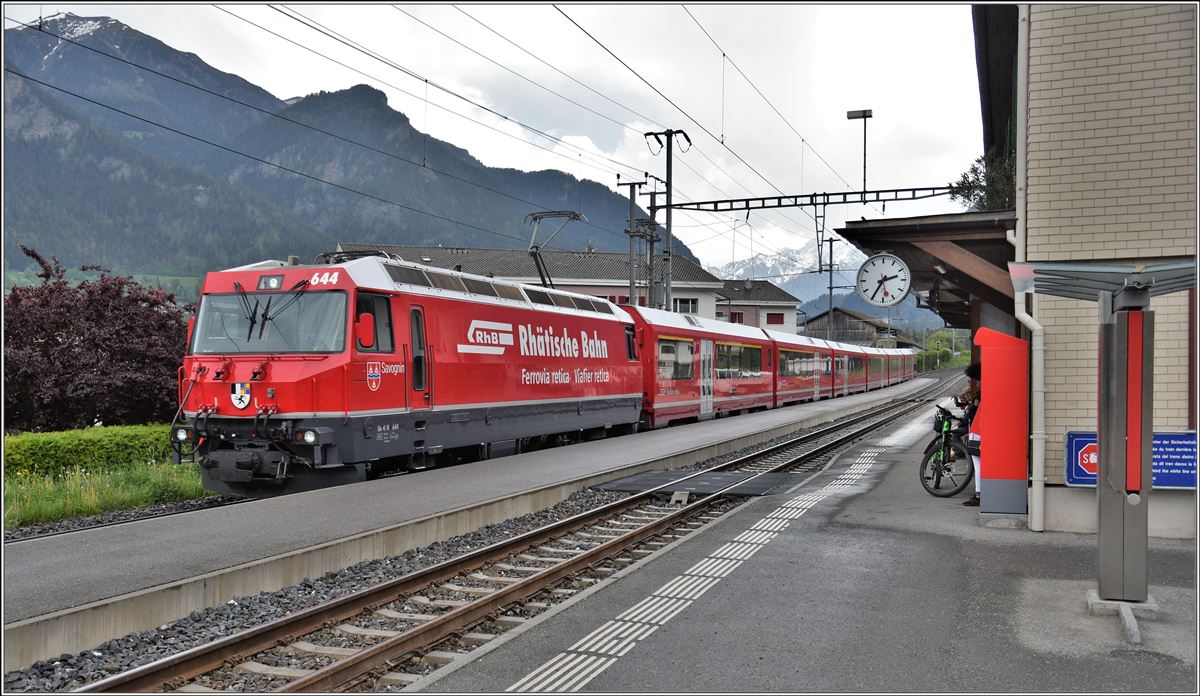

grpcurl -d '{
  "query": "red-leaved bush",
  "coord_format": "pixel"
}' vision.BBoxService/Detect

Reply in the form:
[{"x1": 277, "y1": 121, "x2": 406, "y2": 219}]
[{"x1": 4, "y1": 246, "x2": 189, "y2": 432}]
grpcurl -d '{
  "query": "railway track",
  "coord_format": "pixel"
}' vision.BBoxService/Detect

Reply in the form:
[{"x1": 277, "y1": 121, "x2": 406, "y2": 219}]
[{"x1": 77, "y1": 375, "x2": 958, "y2": 693}]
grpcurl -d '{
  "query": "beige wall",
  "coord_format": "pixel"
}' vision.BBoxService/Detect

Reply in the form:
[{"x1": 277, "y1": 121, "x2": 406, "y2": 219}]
[{"x1": 1026, "y1": 4, "x2": 1196, "y2": 486}]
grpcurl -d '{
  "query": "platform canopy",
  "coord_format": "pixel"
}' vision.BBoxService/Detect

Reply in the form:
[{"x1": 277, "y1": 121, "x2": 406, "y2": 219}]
[
  {"x1": 837, "y1": 210, "x2": 1017, "y2": 329},
  {"x1": 1008, "y1": 260, "x2": 1196, "y2": 302}
]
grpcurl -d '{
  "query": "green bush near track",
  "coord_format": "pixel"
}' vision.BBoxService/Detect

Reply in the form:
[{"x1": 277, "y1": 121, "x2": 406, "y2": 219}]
[
  {"x1": 4, "y1": 424, "x2": 174, "y2": 478},
  {"x1": 3, "y1": 425, "x2": 215, "y2": 528}
]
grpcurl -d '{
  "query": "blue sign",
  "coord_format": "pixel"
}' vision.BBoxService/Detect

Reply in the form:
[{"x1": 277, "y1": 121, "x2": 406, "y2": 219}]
[{"x1": 1065, "y1": 431, "x2": 1196, "y2": 489}]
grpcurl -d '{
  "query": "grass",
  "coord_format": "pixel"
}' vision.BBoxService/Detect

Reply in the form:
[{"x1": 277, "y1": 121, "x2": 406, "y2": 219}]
[{"x1": 3, "y1": 460, "x2": 215, "y2": 529}]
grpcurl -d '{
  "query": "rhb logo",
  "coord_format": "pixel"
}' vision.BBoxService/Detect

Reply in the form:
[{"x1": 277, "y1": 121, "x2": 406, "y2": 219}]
[
  {"x1": 457, "y1": 320, "x2": 513, "y2": 355},
  {"x1": 366, "y1": 362, "x2": 382, "y2": 392}
]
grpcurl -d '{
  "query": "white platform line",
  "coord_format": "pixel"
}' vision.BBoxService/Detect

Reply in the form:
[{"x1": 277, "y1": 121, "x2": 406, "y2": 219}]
[{"x1": 507, "y1": 422, "x2": 911, "y2": 692}]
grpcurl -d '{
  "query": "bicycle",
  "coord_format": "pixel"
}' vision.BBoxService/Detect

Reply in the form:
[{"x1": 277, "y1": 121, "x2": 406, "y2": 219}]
[{"x1": 919, "y1": 403, "x2": 974, "y2": 497}]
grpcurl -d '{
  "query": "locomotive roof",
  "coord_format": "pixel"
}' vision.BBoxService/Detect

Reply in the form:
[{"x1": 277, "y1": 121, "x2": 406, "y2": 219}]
[{"x1": 218, "y1": 256, "x2": 631, "y2": 323}]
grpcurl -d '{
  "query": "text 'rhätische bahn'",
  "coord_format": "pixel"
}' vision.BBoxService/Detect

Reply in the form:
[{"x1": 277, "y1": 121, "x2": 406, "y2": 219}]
[{"x1": 173, "y1": 251, "x2": 917, "y2": 497}]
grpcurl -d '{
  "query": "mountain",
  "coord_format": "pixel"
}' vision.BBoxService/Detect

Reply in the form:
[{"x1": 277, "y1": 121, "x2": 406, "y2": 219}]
[
  {"x1": 3, "y1": 13, "x2": 695, "y2": 284},
  {"x1": 707, "y1": 241, "x2": 863, "y2": 303},
  {"x1": 3, "y1": 14, "x2": 284, "y2": 165},
  {"x1": 3, "y1": 68, "x2": 325, "y2": 277}
]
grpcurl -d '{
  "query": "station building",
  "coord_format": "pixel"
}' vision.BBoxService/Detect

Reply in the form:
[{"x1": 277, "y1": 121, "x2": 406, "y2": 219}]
[{"x1": 841, "y1": 4, "x2": 1196, "y2": 537}]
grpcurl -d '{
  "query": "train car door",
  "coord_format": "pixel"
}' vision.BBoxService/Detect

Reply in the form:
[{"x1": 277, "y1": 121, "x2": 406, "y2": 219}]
[
  {"x1": 837, "y1": 355, "x2": 849, "y2": 396},
  {"x1": 699, "y1": 339, "x2": 714, "y2": 418}
]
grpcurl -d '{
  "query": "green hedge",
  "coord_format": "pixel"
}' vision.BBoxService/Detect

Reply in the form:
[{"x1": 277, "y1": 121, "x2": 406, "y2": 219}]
[{"x1": 4, "y1": 424, "x2": 173, "y2": 478}]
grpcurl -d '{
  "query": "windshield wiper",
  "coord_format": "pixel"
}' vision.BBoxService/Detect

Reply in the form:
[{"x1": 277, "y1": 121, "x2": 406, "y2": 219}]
[
  {"x1": 233, "y1": 281, "x2": 260, "y2": 341},
  {"x1": 257, "y1": 280, "x2": 309, "y2": 347},
  {"x1": 261, "y1": 280, "x2": 310, "y2": 323}
]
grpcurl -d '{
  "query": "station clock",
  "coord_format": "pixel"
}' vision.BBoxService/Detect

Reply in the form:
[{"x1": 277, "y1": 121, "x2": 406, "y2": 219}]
[{"x1": 856, "y1": 253, "x2": 911, "y2": 307}]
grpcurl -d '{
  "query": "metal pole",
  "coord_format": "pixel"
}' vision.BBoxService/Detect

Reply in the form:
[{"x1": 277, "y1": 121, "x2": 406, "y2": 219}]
[
  {"x1": 619, "y1": 180, "x2": 643, "y2": 303},
  {"x1": 664, "y1": 134, "x2": 673, "y2": 312},
  {"x1": 827, "y1": 238, "x2": 835, "y2": 342},
  {"x1": 862, "y1": 117, "x2": 868, "y2": 201}
]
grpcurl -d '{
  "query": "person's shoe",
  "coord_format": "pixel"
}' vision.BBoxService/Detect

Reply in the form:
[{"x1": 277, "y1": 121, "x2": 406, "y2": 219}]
[{"x1": 962, "y1": 495, "x2": 980, "y2": 507}]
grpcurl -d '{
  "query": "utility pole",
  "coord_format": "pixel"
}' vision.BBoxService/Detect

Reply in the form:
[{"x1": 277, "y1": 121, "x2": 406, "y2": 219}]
[
  {"x1": 847, "y1": 109, "x2": 873, "y2": 203},
  {"x1": 645, "y1": 189, "x2": 661, "y2": 308},
  {"x1": 827, "y1": 238, "x2": 837, "y2": 342},
  {"x1": 645, "y1": 129, "x2": 690, "y2": 312},
  {"x1": 617, "y1": 177, "x2": 645, "y2": 303}
]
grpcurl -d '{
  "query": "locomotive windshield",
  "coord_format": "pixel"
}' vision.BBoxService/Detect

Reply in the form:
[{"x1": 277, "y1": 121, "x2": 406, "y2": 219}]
[{"x1": 190, "y1": 291, "x2": 347, "y2": 354}]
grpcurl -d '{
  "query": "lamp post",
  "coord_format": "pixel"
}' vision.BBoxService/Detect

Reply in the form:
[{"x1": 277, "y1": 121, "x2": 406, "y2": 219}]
[{"x1": 847, "y1": 109, "x2": 872, "y2": 202}]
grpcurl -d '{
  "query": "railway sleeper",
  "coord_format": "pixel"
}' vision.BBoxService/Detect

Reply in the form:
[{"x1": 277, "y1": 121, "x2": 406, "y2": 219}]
[
  {"x1": 378, "y1": 672, "x2": 422, "y2": 687},
  {"x1": 439, "y1": 583, "x2": 500, "y2": 597},
  {"x1": 175, "y1": 685, "x2": 222, "y2": 693},
  {"x1": 375, "y1": 608, "x2": 439, "y2": 622},
  {"x1": 469, "y1": 572, "x2": 525, "y2": 585},
  {"x1": 234, "y1": 661, "x2": 315, "y2": 679},
  {"x1": 516, "y1": 553, "x2": 567, "y2": 564},
  {"x1": 410, "y1": 595, "x2": 471, "y2": 609},
  {"x1": 288, "y1": 641, "x2": 360, "y2": 657},
  {"x1": 494, "y1": 562, "x2": 545, "y2": 573},
  {"x1": 421, "y1": 650, "x2": 464, "y2": 667},
  {"x1": 337, "y1": 623, "x2": 402, "y2": 638},
  {"x1": 535, "y1": 545, "x2": 589, "y2": 556},
  {"x1": 457, "y1": 632, "x2": 498, "y2": 647}
]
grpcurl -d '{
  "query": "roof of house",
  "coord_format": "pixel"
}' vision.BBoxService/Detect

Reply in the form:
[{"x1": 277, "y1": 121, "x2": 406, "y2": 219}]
[
  {"x1": 717, "y1": 279, "x2": 802, "y2": 305},
  {"x1": 337, "y1": 243, "x2": 723, "y2": 286},
  {"x1": 803, "y1": 306, "x2": 924, "y2": 349}
]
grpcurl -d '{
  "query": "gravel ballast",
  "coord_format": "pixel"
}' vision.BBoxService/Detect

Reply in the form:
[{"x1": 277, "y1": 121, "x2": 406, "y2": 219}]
[{"x1": 2, "y1": 488, "x2": 629, "y2": 692}]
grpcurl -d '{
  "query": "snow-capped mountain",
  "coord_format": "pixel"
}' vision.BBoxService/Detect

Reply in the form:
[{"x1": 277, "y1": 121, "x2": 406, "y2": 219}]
[{"x1": 706, "y1": 239, "x2": 865, "y2": 302}]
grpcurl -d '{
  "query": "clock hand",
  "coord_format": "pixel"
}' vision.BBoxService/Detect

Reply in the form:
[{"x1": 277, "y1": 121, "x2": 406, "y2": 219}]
[{"x1": 871, "y1": 279, "x2": 884, "y2": 300}]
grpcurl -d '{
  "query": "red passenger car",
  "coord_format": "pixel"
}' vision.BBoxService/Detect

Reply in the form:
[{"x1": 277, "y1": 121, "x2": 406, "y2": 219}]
[
  {"x1": 768, "y1": 331, "x2": 837, "y2": 405},
  {"x1": 175, "y1": 252, "x2": 642, "y2": 496},
  {"x1": 623, "y1": 306, "x2": 775, "y2": 428}
]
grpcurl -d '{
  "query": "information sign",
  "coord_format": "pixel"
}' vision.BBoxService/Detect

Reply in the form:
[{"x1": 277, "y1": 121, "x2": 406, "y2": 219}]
[{"x1": 1065, "y1": 431, "x2": 1196, "y2": 489}]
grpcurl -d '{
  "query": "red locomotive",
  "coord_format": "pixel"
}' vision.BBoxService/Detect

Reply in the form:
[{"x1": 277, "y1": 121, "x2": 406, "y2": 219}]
[{"x1": 173, "y1": 251, "x2": 916, "y2": 497}]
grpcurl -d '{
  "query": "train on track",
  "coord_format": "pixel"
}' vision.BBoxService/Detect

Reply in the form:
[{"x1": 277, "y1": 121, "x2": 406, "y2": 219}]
[{"x1": 173, "y1": 251, "x2": 917, "y2": 497}]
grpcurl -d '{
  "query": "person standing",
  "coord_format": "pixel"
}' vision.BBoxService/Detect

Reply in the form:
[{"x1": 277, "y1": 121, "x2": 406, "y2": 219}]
[{"x1": 960, "y1": 362, "x2": 982, "y2": 506}]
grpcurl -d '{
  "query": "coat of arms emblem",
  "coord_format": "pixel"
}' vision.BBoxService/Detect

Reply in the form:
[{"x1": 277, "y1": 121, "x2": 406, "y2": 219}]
[
  {"x1": 231, "y1": 382, "x2": 251, "y2": 410},
  {"x1": 367, "y1": 362, "x2": 382, "y2": 392}
]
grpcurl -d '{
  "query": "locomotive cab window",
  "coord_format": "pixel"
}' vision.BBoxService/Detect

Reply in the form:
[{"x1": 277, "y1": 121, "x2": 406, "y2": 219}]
[
  {"x1": 625, "y1": 325, "x2": 637, "y2": 360},
  {"x1": 355, "y1": 294, "x2": 394, "y2": 352}
]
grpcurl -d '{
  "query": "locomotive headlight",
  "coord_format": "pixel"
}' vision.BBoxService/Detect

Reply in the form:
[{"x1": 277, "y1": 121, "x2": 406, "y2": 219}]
[
  {"x1": 303, "y1": 430, "x2": 318, "y2": 445},
  {"x1": 257, "y1": 274, "x2": 284, "y2": 290},
  {"x1": 175, "y1": 428, "x2": 190, "y2": 442}
]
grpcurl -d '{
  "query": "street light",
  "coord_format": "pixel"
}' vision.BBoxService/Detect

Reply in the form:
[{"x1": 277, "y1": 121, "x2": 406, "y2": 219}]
[{"x1": 847, "y1": 109, "x2": 872, "y2": 201}]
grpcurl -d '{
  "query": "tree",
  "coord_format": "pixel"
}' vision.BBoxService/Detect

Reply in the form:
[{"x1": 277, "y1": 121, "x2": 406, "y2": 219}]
[
  {"x1": 4, "y1": 247, "x2": 189, "y2": 432},
  {"x1": 948, "y1": 146, "x2": 1016, "y2": 211}
]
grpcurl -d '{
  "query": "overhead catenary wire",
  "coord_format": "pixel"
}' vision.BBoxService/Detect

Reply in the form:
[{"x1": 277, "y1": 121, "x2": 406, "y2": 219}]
[
  {"x1": 211, "y1": 6, "x2": 629, "y2": 182},
  {"x1": 3, "y1": 15, "x2": 635, "y2": 245},
  {"x1": 552, "y1": 4, "x2": 830, "y2": 255},
  {"x1": 447, "y1": 3, "x2": 823, "y2": 253},
  {"x1": 2, "y1": 67, "x2": 539, "y2": 248},
  {"x1": 270, "y1": 5, "x2": 647, "y2": 181},
  {"x1": 262, "y1": 5, "x2": 802, "y2": 261},
  {"x1": 680, "y1": 5, "x2": 884, "y2": 215}
]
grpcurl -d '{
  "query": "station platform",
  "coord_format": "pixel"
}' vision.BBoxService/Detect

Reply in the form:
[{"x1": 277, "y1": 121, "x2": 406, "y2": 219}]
[
  {"x1": 2, "y1": 379, "x2": 932, "y2": 630},
  {"x1": 425, "y1": 401, "x2": 1197, "y2": 693}
]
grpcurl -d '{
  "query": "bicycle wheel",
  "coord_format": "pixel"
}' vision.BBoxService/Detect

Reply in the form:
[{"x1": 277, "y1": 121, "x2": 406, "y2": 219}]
[{"x1": 920, "y1": 439, "x2": 974, "y2": 497}]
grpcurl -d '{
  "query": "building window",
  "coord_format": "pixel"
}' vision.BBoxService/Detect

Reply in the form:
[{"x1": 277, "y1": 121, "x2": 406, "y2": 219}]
[
  {"x1": 730, "y1": 311, "x2": 744, "y2": 324},
  {"x1": 767, "y1": 312, "x2": 785, "y2": 325},
  {"x1": 673, "y1": 298, "x2": 698, "y2": 314},
  {"x1": 716, "y1": 311, "x2": 726, "y2": 318}
]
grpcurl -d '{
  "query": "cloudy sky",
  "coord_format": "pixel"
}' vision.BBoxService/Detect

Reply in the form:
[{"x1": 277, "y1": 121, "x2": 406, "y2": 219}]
[{"x1": 5, "y1": 3, "x2": 983, "y2": 270}]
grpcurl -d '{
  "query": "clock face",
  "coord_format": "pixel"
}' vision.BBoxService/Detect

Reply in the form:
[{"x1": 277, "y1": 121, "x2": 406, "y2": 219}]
[{"x1": 856, "y1": 254, "x2": 911, "y2": 307}]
